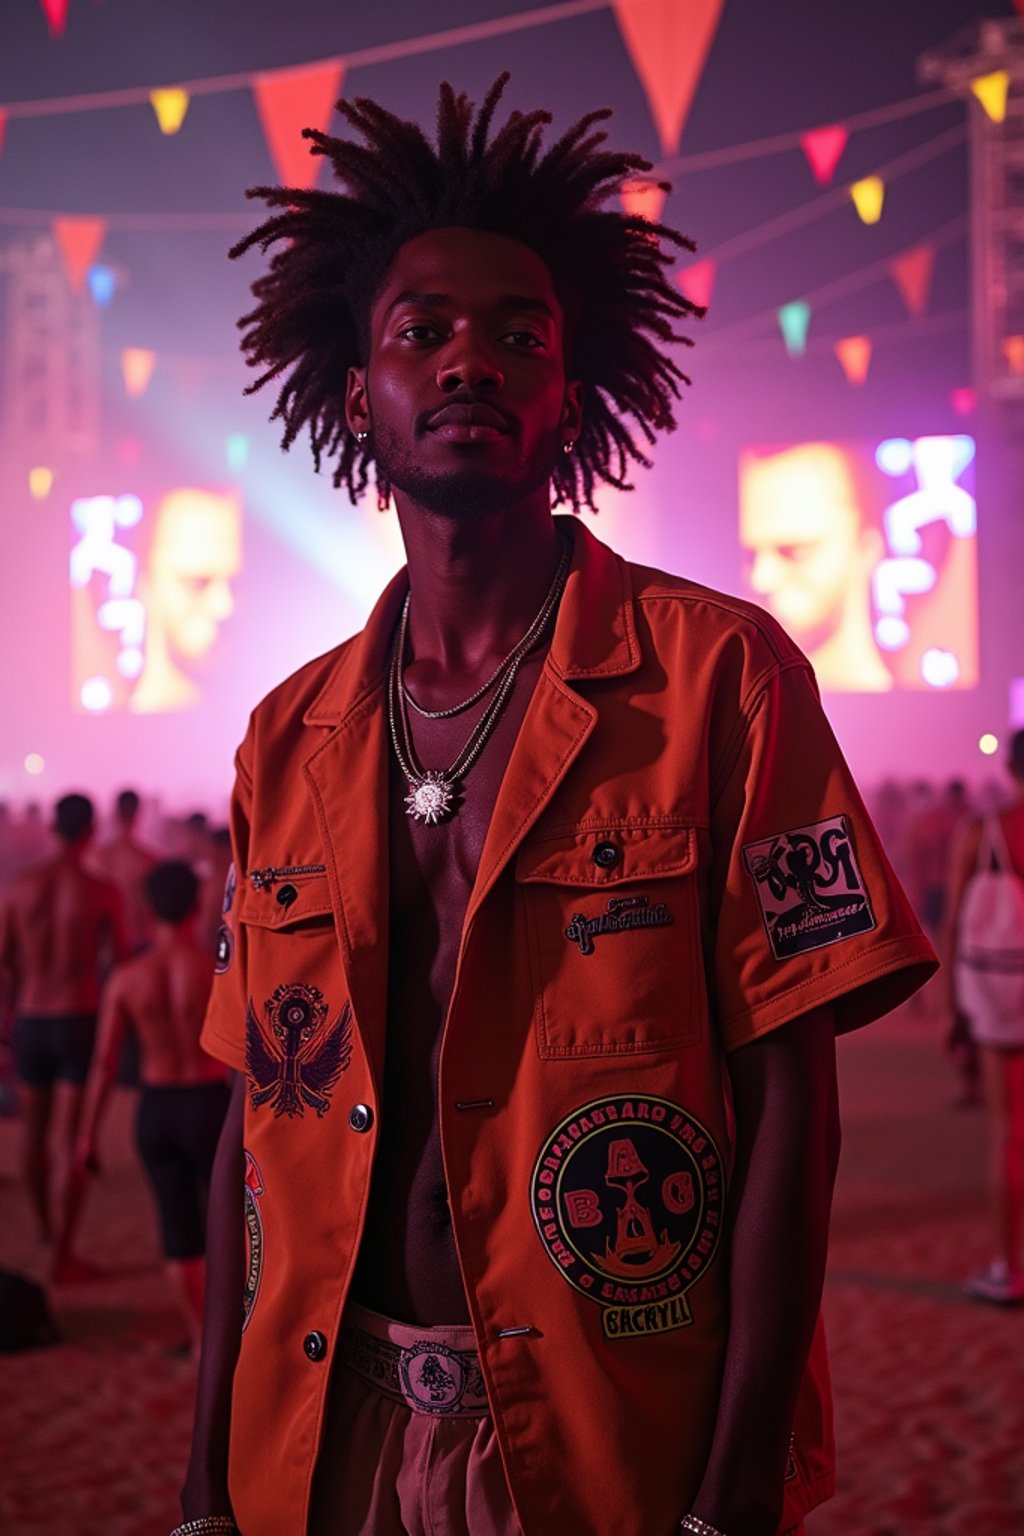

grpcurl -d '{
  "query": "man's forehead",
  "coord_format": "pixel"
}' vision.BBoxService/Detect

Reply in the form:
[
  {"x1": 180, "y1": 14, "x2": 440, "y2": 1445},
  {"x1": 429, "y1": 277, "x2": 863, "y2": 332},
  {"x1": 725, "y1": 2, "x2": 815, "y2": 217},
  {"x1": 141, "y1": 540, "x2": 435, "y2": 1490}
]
[{"x1": 373, "y1": 226, "x2": 562, "y2": 319}]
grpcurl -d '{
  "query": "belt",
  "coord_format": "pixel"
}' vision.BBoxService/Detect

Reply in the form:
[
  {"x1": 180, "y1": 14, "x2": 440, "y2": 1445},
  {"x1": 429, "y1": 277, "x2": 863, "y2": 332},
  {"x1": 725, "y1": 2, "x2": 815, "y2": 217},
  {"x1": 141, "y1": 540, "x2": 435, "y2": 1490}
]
[{"x1": 339, "y1": 1310, "x2": 490, "y2": 1418}]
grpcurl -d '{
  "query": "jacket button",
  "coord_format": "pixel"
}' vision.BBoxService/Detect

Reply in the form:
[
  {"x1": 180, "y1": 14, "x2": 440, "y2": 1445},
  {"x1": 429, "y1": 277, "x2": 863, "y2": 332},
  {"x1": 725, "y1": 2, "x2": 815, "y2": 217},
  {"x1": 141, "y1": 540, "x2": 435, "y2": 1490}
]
[
  {"x1": 592, "y1": 840, "x2": 622, "y2": 869},
  {"x1": 276, "y1": 883, "x2": 298, "y2": 908},
  {"x1": 349, "y1": 1103, "x2": 374, "y2": 1133},
  {"x1": 303, "y1": 1330, "x2": 328, "y2": 1362}
]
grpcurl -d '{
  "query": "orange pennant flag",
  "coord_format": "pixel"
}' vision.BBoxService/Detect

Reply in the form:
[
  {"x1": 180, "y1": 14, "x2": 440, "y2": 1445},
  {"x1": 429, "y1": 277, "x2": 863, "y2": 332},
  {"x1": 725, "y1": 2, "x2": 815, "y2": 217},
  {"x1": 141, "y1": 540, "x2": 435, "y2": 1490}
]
[
  {"x1": 53, "y1": 215, "x2": 106, "y2": 290},
  {"x1": 121, "y1": 347, "x2": 157, "y2": 399},
  {"x1": 800, "y1": 124, "x2": 848, "y2": 186},
  {"x1": 835, "y1": 335, "x2": 872, "y2": 386},
  {"x1": 38, "y1": 0, "x2": 69, "y2": 37},
  {"x1": 619, "y1": 179, "x2": 667, "y2": 224},
  {"x1": 612, "y1": 0, "x2": 725, "y2": 156},
  {"x1": 889, "y1": 244, "x2": 935, "y2": 318},
  {"x1": 253, "y1": 63, "x2": 345, "y2": 190},
  {"x1": 676, "y1": 259, "x2": 715, "y2": 311}
]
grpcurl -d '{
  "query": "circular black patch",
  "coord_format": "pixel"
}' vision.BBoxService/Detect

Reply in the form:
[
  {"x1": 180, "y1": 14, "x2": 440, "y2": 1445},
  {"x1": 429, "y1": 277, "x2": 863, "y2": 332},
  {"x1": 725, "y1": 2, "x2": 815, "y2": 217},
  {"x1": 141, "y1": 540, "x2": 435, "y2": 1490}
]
[
  {"x1": 531, "y1": 1095, "x2": 724, "y2": 1312},
  {"x1": 214, "y1": 924, "x2": 233, "y2": 974}
]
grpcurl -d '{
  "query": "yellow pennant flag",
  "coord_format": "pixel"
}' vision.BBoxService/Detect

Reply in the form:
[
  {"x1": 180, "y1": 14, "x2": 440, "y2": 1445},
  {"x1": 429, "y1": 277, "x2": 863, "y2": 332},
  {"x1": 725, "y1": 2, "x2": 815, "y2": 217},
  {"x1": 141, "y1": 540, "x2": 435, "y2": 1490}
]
[
  {"x1": 150, "y1": 89, "x2": 191, "y2": 136},
  {"x1": 122, "y1": 347, "x2": 157, "y2": 398},
  {"x1": 971, "y1": 70, "x2": 1009, "y2": 124},
  {"x1": 850, "y1": 175, "x2": 885, "y2": 225},
  {"x1": 835, "y1": 335, "x2": 872, "y2": 386}
]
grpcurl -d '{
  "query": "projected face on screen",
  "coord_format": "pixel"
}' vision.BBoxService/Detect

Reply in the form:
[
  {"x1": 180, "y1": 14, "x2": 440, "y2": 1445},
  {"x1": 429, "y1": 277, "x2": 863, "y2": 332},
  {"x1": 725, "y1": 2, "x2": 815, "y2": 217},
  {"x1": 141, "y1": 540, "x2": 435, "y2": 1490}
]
[
  {"x1": 739, "y1": 437, "x2": 977, "y2": 692},
  {"x1": 70, "y1": 487, "x2": 242, "y2": 714}
]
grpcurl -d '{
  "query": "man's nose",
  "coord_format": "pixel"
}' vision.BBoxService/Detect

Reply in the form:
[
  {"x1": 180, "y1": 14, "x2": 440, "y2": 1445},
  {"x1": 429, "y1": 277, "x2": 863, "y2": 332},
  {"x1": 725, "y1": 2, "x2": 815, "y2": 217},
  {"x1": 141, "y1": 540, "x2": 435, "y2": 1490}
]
[{"x1": 436, "y1": 332, "x2": 505, "y2": 393}]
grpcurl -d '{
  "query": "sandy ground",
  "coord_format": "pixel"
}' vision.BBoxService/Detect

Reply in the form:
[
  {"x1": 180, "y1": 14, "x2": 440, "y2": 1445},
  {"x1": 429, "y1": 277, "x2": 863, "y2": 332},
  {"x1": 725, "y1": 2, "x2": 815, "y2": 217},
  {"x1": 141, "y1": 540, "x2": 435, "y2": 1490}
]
[{"x1": 0, "y1": 1001, "x2": 1021, "y2": 1535}]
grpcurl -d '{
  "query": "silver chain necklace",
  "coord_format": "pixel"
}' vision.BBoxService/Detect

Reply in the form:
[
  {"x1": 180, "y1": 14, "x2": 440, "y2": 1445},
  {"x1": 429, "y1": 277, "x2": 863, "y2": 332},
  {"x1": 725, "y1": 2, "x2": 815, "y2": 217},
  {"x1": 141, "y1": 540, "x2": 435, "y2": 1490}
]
[{"x1": 387, "y1": 536, "x2": 570, "y2": 825}]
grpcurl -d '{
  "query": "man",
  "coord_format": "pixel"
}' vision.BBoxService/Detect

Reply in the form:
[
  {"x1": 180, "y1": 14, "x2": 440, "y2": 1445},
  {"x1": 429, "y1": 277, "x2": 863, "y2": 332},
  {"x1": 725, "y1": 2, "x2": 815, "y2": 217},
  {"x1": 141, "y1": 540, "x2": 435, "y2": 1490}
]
[
  {"x1": 61, "y1": 861, "x2": 229, "y2": 1349},
  {"x1": 181, "y1": 80, "x2": 936, "y2": 1536},
  {"x1": 740, "y1": 442, "x2": 892, "y2": 692},
  {"x1": 91, "y1": 788, "x2": 160, "y2": 955},
  {"x1": 0, "y1": 793, "x2": 125, "y2": 1266}
]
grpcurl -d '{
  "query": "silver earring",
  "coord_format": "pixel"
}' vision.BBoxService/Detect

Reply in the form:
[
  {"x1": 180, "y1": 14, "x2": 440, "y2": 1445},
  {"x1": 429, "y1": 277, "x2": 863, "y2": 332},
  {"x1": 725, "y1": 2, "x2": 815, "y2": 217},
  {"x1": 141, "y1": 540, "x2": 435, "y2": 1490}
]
[
  {"x1": 355, "y1": 429, "x2": 369, "y2": 444},
  {"x1": 562, "y1": 439, "x2": 575, "y2": 455}
]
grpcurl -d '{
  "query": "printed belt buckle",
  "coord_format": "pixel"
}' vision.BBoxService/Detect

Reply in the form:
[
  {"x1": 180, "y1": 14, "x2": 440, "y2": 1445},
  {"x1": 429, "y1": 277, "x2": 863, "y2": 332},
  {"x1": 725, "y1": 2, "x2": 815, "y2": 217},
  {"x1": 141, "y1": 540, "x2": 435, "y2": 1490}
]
[{"x1": 399, "y1": 1340, "x2": 473, "y2": 1415}]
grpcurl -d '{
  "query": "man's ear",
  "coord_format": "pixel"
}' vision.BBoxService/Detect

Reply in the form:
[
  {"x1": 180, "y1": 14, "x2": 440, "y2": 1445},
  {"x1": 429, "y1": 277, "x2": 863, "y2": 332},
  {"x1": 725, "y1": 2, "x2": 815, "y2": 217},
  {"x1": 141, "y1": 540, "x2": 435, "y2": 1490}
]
[
  {"x1": 345, "y1": 365, "x2": 370, "y2": 437},
  {"x1": 563, "y1": 379, "x2": 583, "y2": 442}
]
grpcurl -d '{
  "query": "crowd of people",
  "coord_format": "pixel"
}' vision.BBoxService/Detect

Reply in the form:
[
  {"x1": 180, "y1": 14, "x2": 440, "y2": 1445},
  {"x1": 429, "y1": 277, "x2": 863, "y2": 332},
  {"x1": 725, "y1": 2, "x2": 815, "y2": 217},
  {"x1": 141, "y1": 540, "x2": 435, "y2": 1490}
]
[{"x1": 0, "y1": 788, "x2": 232, "y2": 1354}]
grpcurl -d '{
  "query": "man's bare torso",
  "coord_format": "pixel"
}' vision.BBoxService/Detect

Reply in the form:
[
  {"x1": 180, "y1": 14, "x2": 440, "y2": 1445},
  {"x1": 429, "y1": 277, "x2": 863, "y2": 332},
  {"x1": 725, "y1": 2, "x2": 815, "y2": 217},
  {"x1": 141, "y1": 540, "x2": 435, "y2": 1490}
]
[
  {"x1": 113, "y1": 937, "x2": 221, "y2": 1085},
  {"x1": 91, "y1": 835, "x2": 159, "y2": 953},
  {"x1": 5, "y1": 857, "x2": 122, "y2": 1015},
  {"x1": 351, "y1": 649, "x2": 547, "y2": 1325}
]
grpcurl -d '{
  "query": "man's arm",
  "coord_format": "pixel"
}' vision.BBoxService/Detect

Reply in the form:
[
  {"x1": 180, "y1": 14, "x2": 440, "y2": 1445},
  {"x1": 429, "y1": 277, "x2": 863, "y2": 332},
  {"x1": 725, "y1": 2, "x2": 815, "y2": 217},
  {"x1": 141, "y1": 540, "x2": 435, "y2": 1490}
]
[
  {"x1": 181, "y1": 1070, "x2": 246, "y2": 1524},
  {"x1": 75, "y1": 972, "x2": 130, "y2": 1165},
  {"x1": 689, "y1": 1004, "x2": 840, "y2": 1536}
]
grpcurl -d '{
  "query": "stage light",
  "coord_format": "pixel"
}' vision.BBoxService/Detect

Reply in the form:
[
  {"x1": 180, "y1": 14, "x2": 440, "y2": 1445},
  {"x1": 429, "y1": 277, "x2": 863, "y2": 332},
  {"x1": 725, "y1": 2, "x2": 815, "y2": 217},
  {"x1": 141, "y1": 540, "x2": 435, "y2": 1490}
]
[
  {"x1": 29, "y1": 466, "x2": 54, "y2": 500},
  {"x1": 87, "y1": 264, "x2": 117, "y2": 307},
  {"x1": 980, "y1": 733, "x2": 1000, "y2": 756},
  {"x1": 80, "y1": 677, "x2": 113, "y2": 713},
  {"x1": 24, "y1": 754, "x2": 44, "y2": 775}
]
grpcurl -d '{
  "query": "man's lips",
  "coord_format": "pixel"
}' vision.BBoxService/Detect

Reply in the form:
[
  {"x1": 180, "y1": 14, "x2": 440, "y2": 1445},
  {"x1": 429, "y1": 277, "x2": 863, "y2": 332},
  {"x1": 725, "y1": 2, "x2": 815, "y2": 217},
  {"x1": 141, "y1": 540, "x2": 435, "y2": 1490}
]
[{"x1": 424, "y1": 402, "x2": 513, "y2": 435}]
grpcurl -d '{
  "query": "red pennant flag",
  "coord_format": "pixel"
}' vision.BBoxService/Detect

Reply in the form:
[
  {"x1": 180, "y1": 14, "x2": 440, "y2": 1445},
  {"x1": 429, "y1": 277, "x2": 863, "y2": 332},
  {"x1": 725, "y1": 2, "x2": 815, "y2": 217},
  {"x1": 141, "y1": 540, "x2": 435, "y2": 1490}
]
[
  {"x1": 38, "y1": 0, "x2": 70, "y2": 36},
  {"x1": 835, "y1": 335, "x2": 872, "y2": 387},
  {"x1": 612, "y1": 0, "x2": 725, "y2": 156},
  {"x1": 619, "y1": 180, "x2": 667, "y2": 225},
  {"x1": 800, "y1": 124, "x2": 848, "y2": 186},
  {"x1": 676, "y1": 259, "x2": 716, "y2": 311},
  {"x1": 53, "y1": 216, "x2": 106, "y2": 290},
  {"x1": 253, "y1": 63, "x2": 345, "y2": 190},
  {"x1": 0, "y1": 109, "x2": 6, "y2": 159},
  {"x1": 889, "y1": 244, "x2": 936, "y2": 318}
]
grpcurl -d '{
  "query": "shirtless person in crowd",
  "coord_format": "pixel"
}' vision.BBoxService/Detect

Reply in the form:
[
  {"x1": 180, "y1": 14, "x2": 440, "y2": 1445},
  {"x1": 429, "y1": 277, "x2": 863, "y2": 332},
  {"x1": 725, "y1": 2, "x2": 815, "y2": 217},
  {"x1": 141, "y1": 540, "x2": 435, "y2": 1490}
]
[
  {"x1": 0, "y1": 793, "x2": 126, "y2": 1260},
  {"x1": 91, "y1": 788, "x2": 160, "y2": 956},
  {"x1": 61, "y1": 861, "x2": 228, "y2": 1346}
]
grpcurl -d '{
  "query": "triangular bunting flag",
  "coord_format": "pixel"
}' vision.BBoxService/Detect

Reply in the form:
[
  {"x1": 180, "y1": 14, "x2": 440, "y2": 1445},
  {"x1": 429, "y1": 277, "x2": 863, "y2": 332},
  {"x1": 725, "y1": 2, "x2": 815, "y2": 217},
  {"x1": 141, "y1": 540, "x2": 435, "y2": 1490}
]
[
  {"x1": 835, "y1": 335, "x2": 872, "y2": 386},
  {"x1": 950, "y1": 387, "x2": 976, "y2": 417},
  {"x1": 619, "y1": 179, "x2": 667, "y2": 224},
  {"x1": 778, "y1": 301, "x2": 811, "y2": 357},
  {"x1": 1003, "y1": 335, "x2": 1024, "y2": 376},
  {"x1": 150, "y1": 89, "x2": 191, "y2": 136},
  {"x1": 53, "y1": 216, "x2": 106, "y2": 290},
  {"x1": 121, "y1": 347, "x2": 157, "y2": 398},
  {"x1": 253, "y1": 63, "x2": 345, "y2": 190},
  {"x1": 971, "y1": 70, "x2": 1009, "y2": 124},
  {"x1": 889, "y1": 244, "x2": 935, "y2": 318},
  {"x1": 38, "y1": 0, "x2": 69, "y2": 37},
  {"x1": 676, "y1": 259, "x2": 715, "y2": 311},
  {"x1": 801, "y1": 124, "x2": 848, "y2": 186},
  {"x1": 850, "y1": 175, "x2": 885, "y2": 225},
  {"x1": 0, "y1": 109, "x2": 7, "y2": 160},
  {"x1": 612, "y1": 0, "x2": 725, "y2": 155}
]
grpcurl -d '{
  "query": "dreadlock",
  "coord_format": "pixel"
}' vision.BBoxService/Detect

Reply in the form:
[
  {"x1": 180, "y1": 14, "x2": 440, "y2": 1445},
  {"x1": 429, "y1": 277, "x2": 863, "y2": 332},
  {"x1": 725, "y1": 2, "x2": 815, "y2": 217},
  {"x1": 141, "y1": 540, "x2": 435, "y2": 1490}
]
[{"x1": 230, "y1": 74, "x2": 703, "y2": 512}]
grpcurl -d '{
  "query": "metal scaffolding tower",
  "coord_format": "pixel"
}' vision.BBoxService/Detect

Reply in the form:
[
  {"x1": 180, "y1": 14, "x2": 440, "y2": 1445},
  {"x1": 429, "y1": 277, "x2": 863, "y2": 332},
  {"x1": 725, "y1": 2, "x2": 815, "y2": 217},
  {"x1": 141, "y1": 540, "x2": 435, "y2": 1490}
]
[{"x1": 0, "y1": 233, "x2": 101, "y2": 463}]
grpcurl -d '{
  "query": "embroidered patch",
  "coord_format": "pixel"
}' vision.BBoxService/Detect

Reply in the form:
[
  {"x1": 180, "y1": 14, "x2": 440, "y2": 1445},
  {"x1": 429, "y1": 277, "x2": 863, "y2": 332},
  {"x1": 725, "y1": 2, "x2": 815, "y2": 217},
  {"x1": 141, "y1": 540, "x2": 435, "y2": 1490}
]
[
  {"x1": 564, "y1": 895, "x2": 673, "y2": 957},
  {"x1": 214, "y1": 924, "x2": 233, "y2": 974},
  {"x1": 242, "y1": 1150, "x2": 264, "y2": 1332},
  {"x1": 531, "y1": 1095, "x2": 724, "y2": 1341},
  {"x1": 246, "y1": 985, "x2": 353, "y2": 1118},
  {"x1": 222, "y1": 862, "x2": 237, "y2": 915},
  {"x1": 743, "y1": 814, "x2": 876, "y2": 960}
]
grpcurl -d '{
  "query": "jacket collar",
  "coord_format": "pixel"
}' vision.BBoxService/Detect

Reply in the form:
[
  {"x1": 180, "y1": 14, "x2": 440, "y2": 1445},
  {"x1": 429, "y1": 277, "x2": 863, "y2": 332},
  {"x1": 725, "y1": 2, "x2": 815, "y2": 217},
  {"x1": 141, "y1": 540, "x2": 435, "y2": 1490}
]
[{"x1": 302, "y1": 516, "x2": 640, "y2": 727}]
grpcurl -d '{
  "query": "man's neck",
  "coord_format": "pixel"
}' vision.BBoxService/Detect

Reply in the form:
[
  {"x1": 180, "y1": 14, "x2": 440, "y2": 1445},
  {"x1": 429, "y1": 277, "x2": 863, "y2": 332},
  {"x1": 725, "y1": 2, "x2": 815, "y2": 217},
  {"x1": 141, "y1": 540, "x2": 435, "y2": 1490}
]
[{"x1": 394, "y1": 489, "x2": 563, "y2": 685}]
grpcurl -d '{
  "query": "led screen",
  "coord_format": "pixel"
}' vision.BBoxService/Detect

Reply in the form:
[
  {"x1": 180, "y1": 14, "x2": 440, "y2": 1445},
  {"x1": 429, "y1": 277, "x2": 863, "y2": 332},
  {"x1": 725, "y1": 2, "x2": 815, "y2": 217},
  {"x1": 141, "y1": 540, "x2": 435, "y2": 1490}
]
[
  {"x1": 738, "y1": 436, "x2": 977, "y2": 691},
  {"x1": 70, "y1": 486, "x2": 243, "y2": 714}
]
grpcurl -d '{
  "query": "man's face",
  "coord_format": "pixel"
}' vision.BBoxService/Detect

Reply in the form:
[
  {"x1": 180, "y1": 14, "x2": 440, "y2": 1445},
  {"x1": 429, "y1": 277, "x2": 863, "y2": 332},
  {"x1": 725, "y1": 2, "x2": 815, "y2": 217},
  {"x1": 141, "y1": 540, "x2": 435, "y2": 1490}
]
[
  {"x1": 148, "y1": 490, "x2": 242, "y2": 659},
  {"x1": 740, "y1": 445, "x2": 881, "y2": 642},
  {"x1": 347, "y1": 227, "x2": 581, "y2": 518}
]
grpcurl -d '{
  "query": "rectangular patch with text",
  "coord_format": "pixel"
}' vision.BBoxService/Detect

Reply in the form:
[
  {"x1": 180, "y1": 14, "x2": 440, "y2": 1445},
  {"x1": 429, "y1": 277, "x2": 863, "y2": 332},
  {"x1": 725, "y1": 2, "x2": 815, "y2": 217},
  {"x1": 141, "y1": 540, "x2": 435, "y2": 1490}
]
[{"x1": 743, "y1": 814, "x2": 876, "y2": 959}]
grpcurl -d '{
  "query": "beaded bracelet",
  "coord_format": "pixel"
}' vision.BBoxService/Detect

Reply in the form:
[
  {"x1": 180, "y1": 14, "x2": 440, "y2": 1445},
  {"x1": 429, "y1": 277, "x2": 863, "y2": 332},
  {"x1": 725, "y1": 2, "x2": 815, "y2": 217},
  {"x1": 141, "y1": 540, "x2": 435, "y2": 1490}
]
[
  {"x1": 168, "y1": 1519, "x2": 239, "y2": 1536},
  {"x1": 679, "y1": 1517, "x2": 728, "y2": 1536}
]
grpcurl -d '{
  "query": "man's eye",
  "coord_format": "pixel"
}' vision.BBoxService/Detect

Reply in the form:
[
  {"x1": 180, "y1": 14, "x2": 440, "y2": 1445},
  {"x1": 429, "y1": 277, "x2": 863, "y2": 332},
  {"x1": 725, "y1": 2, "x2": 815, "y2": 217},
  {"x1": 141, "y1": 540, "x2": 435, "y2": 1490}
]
[
  {"x1": 398, "y1": 324, "x2": 438, "y2": 341},
  {"x1": 504, "y1": 331, "x2": 543, "y2": 348}
]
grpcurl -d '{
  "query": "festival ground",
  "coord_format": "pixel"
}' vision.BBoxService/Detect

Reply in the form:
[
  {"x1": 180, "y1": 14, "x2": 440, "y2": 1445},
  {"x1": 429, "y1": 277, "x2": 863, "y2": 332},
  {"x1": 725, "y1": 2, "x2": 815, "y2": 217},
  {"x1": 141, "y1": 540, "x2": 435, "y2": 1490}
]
[{"x1": 1, "y1": 996, "x2": 1021, "y2": 1535}]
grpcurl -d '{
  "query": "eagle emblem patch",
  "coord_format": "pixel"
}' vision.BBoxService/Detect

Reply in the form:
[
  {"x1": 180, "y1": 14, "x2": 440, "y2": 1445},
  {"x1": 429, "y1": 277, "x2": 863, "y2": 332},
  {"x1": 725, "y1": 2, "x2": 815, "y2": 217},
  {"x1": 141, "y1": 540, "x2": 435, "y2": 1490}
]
[{"x1": 245, "y1": 983, "x2": 353, "y2": 1118}]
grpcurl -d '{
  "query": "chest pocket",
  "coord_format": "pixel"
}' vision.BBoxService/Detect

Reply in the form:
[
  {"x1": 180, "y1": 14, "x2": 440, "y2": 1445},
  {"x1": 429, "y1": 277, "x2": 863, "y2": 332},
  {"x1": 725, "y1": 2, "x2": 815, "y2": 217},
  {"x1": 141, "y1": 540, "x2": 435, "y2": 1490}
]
[
  {"x1": 516, "y1": 822, "x2": 705, "y2": 1059},
  {"x1": 239, "y1": 871, "x2": 343, "y2": 1000}
]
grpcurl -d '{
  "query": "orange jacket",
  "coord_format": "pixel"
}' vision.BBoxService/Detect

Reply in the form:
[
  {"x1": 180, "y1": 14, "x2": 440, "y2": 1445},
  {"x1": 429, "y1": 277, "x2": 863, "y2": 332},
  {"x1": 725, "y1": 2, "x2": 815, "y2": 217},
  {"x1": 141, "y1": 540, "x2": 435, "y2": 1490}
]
[{"x1": 202, "y1": 519, "x2": 936, "y2": 1536}]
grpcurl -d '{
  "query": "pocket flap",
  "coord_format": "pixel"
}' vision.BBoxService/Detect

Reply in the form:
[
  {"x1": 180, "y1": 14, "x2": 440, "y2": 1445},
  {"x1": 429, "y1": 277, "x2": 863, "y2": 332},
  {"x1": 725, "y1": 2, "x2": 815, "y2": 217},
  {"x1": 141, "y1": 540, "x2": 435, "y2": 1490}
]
[
  {"x1": 240, "y1": 873, "x2": 334, "y2": 929},
  {"x1": 516, "y1": 823, "x2": 697, "y2": 888}
]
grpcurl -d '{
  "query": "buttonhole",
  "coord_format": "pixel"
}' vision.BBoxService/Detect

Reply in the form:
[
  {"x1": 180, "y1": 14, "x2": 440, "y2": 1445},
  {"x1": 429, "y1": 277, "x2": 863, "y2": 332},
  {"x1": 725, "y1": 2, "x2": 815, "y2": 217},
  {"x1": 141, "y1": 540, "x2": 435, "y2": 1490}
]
[{"x1": 454, "y1": 1098, "x2": 495, "y2": 1111}]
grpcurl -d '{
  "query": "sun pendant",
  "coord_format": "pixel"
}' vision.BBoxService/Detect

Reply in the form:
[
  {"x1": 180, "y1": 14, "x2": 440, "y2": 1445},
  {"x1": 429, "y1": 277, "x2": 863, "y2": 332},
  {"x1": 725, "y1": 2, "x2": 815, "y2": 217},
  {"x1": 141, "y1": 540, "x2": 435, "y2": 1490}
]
[{"x1": 405, "y1": 772, "x2": 456, "y2": 825}]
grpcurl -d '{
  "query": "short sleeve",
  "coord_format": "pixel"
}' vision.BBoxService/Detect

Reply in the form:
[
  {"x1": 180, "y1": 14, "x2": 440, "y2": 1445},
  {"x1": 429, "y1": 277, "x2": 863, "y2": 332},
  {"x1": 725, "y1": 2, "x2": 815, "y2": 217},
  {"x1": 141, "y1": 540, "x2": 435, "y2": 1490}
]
[
  {"x1": 199, "y1": 720, "x2": 254, "y2": 1073},
  {"x1": 709, "y1": 662, "x2": 937, "y2": 1050}
]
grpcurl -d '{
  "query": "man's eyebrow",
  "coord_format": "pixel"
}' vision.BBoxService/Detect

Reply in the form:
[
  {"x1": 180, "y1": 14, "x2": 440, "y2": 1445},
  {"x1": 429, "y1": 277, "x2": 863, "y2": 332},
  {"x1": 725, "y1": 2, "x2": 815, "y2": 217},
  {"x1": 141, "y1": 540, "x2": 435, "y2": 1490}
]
[{"x1": 384, "y1": 290, "x2": 556, "y2": 321}]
